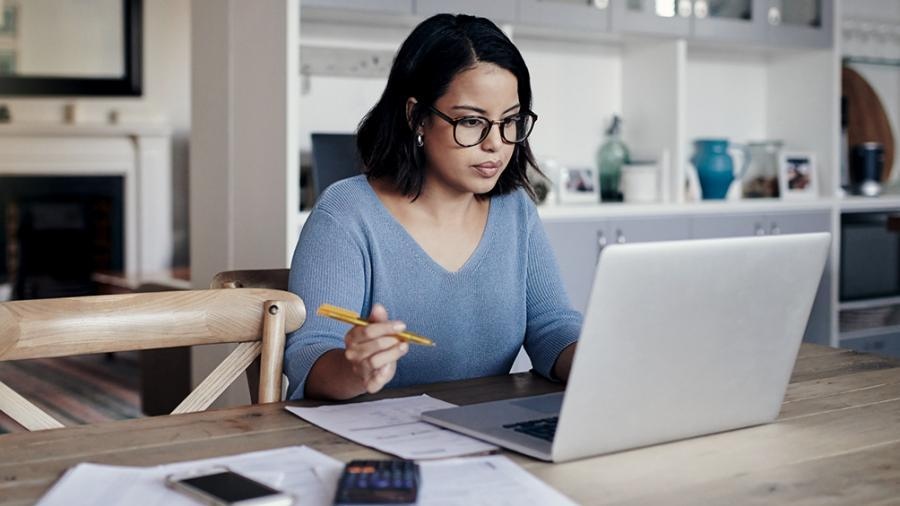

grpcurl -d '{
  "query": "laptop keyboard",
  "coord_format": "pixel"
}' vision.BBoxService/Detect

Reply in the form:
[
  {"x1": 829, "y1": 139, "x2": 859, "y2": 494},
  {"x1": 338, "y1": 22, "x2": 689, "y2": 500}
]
[{"x1": 503, "y1": 416, "x2": 558, "y2": 442}]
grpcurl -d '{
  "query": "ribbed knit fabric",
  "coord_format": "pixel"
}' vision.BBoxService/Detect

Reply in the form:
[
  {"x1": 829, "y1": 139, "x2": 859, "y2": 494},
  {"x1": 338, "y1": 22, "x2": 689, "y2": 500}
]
[{"x1": 284, "y1": 175, "x2": 582, "y2": 399}]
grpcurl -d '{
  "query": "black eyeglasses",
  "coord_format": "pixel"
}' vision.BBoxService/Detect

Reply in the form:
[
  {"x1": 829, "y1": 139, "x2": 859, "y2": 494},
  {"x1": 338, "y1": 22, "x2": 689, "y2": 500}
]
[{"x1": 428, "y1": 106, "x2": 538, "y2": 148}]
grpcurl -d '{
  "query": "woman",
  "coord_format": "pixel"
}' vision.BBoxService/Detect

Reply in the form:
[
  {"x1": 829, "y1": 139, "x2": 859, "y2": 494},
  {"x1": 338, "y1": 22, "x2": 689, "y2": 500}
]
[{"x1": 285, "y1": 13, "x2": 581, "y2": 400}]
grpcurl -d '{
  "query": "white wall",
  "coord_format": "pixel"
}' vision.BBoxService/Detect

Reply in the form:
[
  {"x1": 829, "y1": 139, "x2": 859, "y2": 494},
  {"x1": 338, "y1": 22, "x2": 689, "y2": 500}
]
[
  {"x1": 298, "y1": 18, "x2": 621, "y2": 171},
  {"x1": 686, "y1": 49, "x2": 768, "y2": 144},
  {"x1": 2, "y1": 0, "x2": 192, "y2": 266}
]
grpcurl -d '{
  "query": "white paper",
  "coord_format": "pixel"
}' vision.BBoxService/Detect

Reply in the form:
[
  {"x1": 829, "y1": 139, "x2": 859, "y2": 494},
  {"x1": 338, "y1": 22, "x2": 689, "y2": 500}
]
[
  {"x1": 418, "y1": 455, "x2": 577, "y2": 506},
  {"x1": 37, "y1": 446, "x2": 575, "y2": 506},
  {"x1": 285, "y1": 394, "x2": 497, "y2": 460},
  {"x1": 36, "y1": 446, "x2": 343, "y2": 506}
]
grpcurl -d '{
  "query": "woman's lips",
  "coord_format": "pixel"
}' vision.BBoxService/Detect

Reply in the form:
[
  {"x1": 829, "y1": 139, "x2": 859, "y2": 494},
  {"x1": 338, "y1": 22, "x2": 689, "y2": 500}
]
[{"x1": 473, "y1": 161, "x2": 501, "y2": 178}]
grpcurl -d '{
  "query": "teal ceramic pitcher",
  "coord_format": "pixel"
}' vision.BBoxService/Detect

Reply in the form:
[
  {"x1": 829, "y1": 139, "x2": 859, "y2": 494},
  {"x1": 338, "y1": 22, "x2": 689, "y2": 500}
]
[{"x1": 691, "y1": 139, "x2": 750, "y2": 200}]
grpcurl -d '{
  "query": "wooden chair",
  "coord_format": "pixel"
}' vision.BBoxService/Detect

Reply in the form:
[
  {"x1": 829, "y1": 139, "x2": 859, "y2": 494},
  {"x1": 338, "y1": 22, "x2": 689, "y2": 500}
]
[
  {"x1": 0, "y1": 288, "x2": 306, "y2": 431},
  {"x1": 210, "y1": 268, "x2": 290, "y2": 290},
  {"x1": 210, "y1": 269, "x2": 290, "y2": 402}
]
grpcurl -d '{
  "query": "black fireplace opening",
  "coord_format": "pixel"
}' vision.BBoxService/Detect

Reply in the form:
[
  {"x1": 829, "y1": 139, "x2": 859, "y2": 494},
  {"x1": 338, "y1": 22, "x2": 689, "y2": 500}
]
[{"x1": 0, "y1": 176, "x2": 124, "y2": 300}]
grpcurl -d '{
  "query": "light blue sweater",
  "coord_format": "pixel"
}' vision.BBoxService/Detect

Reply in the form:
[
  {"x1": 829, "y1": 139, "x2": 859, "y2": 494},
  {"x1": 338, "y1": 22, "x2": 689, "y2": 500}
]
[{"x1": 285, "y1": 175, "x2": 582, "y2": 399}]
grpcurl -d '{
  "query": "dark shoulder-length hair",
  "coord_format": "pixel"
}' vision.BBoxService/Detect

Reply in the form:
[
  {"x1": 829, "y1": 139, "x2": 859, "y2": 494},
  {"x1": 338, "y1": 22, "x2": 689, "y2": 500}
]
[{"x1": 357, "y1": 13, "x2": 539, "y2": 200}]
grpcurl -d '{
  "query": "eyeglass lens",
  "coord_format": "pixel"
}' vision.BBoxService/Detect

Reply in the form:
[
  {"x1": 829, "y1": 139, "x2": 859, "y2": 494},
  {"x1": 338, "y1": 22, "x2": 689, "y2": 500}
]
[{"x1": 455, "y1": 114, "x2": 534, "y2": 147}]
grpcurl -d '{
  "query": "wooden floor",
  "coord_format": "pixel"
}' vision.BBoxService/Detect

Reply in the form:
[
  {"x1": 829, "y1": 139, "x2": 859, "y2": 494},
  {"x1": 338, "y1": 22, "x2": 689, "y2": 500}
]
[{"x1": 0, "y1": 353, "x2": 141, "y2": 433}]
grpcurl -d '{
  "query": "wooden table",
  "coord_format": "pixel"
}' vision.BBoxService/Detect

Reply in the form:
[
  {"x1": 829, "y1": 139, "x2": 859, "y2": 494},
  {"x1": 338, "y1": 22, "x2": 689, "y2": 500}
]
[{"x1": 2, "y1": 344, "x2": 899, "y2": 505}]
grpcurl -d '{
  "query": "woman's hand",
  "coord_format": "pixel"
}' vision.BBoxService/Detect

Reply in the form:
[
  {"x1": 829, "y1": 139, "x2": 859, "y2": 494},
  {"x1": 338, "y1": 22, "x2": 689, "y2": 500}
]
[{"x1": 343, "y1": 303, "x2": 410, "y2": 394}]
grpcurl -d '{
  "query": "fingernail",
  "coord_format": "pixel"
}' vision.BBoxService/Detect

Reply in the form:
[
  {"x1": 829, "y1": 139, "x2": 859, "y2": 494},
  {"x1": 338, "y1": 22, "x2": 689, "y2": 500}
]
[
  {"x1": 400, "y1": 343, "x2": 409, "y2": 353},
  {"x1": 393, "y1": 322, "x2": 406, "y2": 332}
]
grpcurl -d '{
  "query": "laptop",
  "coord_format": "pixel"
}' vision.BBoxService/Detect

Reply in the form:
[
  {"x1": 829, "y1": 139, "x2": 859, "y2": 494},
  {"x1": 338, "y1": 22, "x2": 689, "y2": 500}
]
[
  {"x1": 421, "y1": 233, "x2": 831, "y2": 462},
  {"x1": 310, "y1": 133, "x2": 363, "y2": 199}
]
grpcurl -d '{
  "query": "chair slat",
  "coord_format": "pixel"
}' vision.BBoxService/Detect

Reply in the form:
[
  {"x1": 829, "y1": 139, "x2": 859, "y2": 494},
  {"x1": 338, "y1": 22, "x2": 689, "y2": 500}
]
[
  {"x1": 0, "y1": 380, "x2": 65, "y2": 431},
  {"x1": 258, "y1": 301, "x2": 287, "y2": 403},
  {"x1": 0, "y1": 289, "x2": 305, "y2": 361},
  {"x1": 172, "y1": 341, "x2": 262, "y2": 414}
]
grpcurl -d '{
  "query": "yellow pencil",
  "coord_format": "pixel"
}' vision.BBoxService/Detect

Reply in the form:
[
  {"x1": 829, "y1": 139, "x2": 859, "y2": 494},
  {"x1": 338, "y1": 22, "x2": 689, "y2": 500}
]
[{"x1": 316, "y1": 303, "x2": 436, "y2": 347}]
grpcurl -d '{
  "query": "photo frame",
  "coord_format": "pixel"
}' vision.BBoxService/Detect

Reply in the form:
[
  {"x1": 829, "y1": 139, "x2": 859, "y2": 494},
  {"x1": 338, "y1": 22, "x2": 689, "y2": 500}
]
[
  {"x1": 779, "y1": 151, "x2": 817, "y2": 199},
  {"x1": 559, "y1": 167, "x2": 598, "y2": 205},
  {"x1": 0, "y1": 2, "x2": 17, "y2": 37}
]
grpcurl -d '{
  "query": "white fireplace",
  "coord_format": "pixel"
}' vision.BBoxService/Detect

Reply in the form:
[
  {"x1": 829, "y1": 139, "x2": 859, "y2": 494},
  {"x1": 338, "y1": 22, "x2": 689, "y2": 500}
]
[{"x1": 0, "y1": 123, "x2": 172, "y2": 277}]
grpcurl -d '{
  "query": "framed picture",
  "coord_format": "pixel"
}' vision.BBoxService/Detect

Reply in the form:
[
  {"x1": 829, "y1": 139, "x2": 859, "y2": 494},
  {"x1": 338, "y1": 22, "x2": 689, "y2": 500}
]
[
  {"x1": 779, "y1": 151, "x2": 817, "y2": 199},
  {"x1": 0, "y1": 50, "x2": 15, "y2": 76},
  {"x1": 559, "y1": 167, "x2": 598, "y2": 204},
  {"x1": 0, "y1": 2, "x2": 17, "y2": 37}
]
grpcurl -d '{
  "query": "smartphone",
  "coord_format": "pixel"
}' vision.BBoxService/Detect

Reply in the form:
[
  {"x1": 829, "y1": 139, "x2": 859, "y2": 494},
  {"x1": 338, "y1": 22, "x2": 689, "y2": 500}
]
[{"x1": 165, "y1": 467, "x2": 295, "y2": 506}]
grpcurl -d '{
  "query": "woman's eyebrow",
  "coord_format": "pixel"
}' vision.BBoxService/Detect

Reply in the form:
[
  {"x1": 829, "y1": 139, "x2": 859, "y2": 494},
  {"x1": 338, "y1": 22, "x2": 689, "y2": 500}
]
[{"x1": 450, "y1": 104, "x2": 522, "y2": 115}]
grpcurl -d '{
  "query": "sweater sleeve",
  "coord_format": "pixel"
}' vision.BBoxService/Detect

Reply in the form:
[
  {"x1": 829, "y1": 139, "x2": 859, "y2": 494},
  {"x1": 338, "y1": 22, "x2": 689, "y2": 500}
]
[
  {"x1": 284, "y1": 209, "x2": 368, "y2": 399},
  {"x1": 522, "y1": 207, "x2": 583, "y2": 380}
]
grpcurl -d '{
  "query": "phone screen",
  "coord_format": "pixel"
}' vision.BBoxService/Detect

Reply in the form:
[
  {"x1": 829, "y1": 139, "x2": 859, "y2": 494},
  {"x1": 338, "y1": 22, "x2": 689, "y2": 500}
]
[{"x1": 179, "y1": 471, "x2": 281, "y2": 502}]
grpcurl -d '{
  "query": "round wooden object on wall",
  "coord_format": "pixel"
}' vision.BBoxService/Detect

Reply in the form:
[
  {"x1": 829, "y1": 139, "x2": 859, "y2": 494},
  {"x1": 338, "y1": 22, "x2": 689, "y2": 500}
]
[{"x1": 842, "y1": 66, "x2": 894, "y2": 181}]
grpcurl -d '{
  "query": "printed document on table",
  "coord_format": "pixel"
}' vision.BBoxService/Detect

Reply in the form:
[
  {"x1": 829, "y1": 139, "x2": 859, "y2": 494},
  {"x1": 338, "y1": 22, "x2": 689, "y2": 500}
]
[
  {"x1": 418, "y1": 455, "x2": 577, "y2": 506},
  {"x1": 36, "y1": 446, "x2": 343, "y2": 506},
  {"x1": 286, "y1": 394, "x2": 497, "y2": 459}
]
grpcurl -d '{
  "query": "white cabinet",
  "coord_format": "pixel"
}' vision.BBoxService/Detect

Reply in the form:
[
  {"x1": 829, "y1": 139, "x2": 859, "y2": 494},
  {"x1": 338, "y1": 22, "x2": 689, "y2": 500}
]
[
  {"x1": 691, "y1": 210, "x2": 830, "y2": 238},
  {"x1": 609, "y1": 0, "x2": 832, "y2": 48},
  {"x1": 301, "y1": 0, "x2": 413, "y2": 15},
  {"x1": 611, "y1": 0, "x2": 693, "y2": 37},
  {"x1": 543, "y1": 215, "x2": 691, "y2": 312},
  {"x1": 544, "y1": 209, "x2": 832, "y2": 345},
  {"x1": 690, "y1": 210, "x2": 832, "y2": 345},
  {"x1": 415, "y1": 0, "x2": 517, "y2": 23},
  {"x1": 517, "y1": 0, "x2": 611, "y2": 32},
  {"x1": 691, "y1": 0, "x2": 767, "y2": 44},
  {"x1": 766, "y1": 0, "x2": 833, "y2": 48}
]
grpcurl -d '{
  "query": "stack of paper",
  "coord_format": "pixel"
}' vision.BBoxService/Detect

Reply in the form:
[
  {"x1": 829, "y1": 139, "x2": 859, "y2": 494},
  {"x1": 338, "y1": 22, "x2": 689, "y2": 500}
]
[
  {"x1": 285, "y1": 394, "x2": 497, "y2": 460},
  {"x1": 37, "y1": 446, "x2": 342, "y2": 506},
  {"x1": 37, "y1": 446, "x2": 575, "y2": 505}
]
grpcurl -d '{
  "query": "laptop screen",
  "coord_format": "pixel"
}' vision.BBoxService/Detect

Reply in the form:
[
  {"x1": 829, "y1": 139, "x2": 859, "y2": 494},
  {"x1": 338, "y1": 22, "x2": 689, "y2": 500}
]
[{"x1": 310, "y1": 133, "x2": 364, "y2": 201}]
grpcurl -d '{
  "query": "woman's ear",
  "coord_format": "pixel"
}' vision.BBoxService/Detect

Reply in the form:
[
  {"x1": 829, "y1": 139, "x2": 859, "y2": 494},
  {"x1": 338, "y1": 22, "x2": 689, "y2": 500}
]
[{"x1": 405, "y1": 97, "x2": 419, "y2": 130}]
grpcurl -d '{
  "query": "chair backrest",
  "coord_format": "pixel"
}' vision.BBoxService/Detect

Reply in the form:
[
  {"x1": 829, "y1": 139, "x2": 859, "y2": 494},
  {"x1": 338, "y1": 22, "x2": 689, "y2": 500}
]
[
  {"x1": 210, "y1": 268, "x2": 290, "y2": 290},
  {"x1": 0, "y1": 288, "x2": 305, "y2": 431},
  {"x1": 210, "y1": 269, "x2": 291, "y2": 402}
]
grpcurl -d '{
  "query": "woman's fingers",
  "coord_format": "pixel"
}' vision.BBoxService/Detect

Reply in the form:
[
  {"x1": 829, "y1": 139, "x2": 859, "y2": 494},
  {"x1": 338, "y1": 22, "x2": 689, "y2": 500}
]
[
  {"x1": 368, "y1": 303, "x2": 389, "y2": 322},
  {"x1": 340, "y1": 303, "x2": 411, "y2": 394},
  {"x1": 365, "y1": 362, "x2": 399, "y2": 393},
  {"x1": 349, "y1": 341, "x2": 409, "y2": 393}
]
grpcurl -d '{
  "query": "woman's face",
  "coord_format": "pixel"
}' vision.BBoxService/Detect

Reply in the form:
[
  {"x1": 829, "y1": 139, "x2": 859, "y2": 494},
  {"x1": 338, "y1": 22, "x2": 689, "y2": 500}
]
[{"x1": 419, "y1": 62, "x2": 519, "y2": 197}]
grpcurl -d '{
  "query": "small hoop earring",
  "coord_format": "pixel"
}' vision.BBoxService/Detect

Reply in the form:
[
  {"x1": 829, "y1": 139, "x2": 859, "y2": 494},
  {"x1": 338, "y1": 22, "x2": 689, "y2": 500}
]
[{"x1": 415, "y1": 132, "x2": 424, "y2": 147}]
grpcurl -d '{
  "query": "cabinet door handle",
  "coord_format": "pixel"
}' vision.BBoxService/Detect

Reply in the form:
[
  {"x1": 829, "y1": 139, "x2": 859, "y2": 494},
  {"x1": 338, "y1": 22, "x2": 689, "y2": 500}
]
[
  {"x1": 768, "y1": 4, "x2": 782, "y2": 26},
  {"x1": 770, "y1": 222, "x2": 781, "y2": 235},
  {"x1": 616, "y1": 229, "x2": 627, "y2": 244},
  {"x1": 693, "y1": 0, "x2": 708, "y2": 19},
  {"x1": 755, "y1": 223, "x2": 766, "y2": 236},
  {"x1": 592, "y1": 0, "x2": 609, "y2": 9},
  {"x1": 678, "y1": 0, "x2": 693, "y2": 18},
  {"x1": 597, "y1": 231, "x2": 608, "y2": 258}
]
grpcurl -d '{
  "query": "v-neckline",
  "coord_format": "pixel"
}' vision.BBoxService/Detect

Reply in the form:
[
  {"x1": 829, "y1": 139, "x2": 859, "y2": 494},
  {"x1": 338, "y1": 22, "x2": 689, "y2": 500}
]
[{"x1": 363, "y1": 178, "x2": 497, "y2": 275}]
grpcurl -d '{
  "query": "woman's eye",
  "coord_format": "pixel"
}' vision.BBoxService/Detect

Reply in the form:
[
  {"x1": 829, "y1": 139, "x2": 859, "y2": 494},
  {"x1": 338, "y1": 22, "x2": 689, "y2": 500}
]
[{"x1": 460, "y1": 118, "x2": 484, "y2": 128}]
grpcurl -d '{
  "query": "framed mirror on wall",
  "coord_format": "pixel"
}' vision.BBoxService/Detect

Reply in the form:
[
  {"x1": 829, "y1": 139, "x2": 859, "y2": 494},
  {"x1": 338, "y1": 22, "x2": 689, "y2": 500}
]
[{"x1": 0, "y1": 0, "x2": 142, "y2": 96}]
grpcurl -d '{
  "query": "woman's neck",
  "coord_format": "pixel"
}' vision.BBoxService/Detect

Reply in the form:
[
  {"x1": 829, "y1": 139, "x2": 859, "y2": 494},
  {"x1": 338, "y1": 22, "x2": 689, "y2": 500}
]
[{"x1": 372, "y1": 177, "x2": 485, "y2": 226}]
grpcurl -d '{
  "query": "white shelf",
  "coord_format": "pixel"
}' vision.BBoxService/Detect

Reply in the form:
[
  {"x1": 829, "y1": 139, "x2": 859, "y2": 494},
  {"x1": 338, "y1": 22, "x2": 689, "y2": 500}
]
[
  {"x1": 537, "y1": 199, "x2": 835, "y2": 220},
  {"x1": 840, "y1": 296, "x2": 900, "y2": 311},
  {"x1": 838, "y1": 195, "x2": 900, "y2": 211},
  {"x1": 840, "y1": 324, "x2": 900, "y2": 342}
]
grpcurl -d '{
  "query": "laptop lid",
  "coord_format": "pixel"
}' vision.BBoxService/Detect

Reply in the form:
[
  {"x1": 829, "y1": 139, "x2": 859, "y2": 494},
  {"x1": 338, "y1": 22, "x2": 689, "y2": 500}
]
[{"x1": 551, "y1": 232, "x2": 831, "y2": 461}]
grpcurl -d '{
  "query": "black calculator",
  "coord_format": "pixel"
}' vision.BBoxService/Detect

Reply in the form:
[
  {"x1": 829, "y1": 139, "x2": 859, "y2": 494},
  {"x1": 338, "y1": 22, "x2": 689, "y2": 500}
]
[{"x1": 333, "y1": 459, "x2": 420, "y2": 505}]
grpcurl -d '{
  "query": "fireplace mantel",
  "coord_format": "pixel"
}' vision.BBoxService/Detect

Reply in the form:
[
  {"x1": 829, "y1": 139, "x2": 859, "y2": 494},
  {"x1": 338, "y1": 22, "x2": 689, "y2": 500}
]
[{"x1": 0, "y1": 123, "x2": 172, "y2": 276}]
